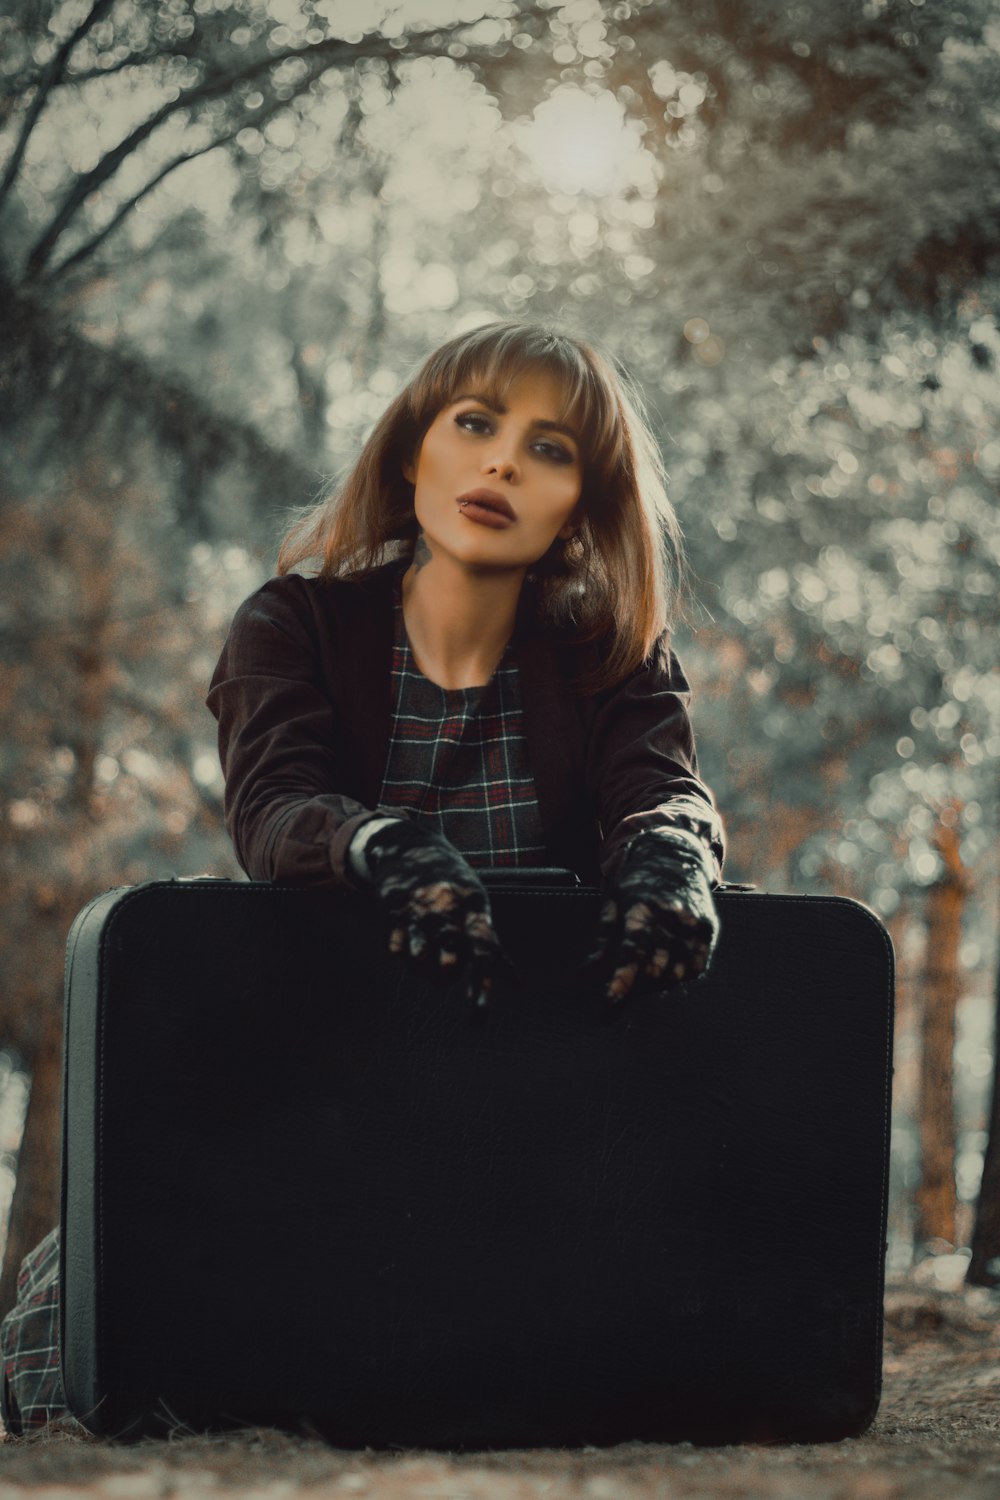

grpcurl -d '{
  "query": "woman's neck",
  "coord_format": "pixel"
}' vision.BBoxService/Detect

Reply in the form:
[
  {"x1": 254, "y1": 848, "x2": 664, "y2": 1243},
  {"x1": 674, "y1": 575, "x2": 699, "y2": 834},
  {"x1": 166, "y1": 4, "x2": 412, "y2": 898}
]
[{"x1": 400, "y1": 546, "x2": 527, "y2": 690}]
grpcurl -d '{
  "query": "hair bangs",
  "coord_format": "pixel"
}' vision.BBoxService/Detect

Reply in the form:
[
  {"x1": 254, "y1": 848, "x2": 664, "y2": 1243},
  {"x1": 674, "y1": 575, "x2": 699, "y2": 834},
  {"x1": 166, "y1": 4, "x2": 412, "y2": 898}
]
[{"x1": 410, "y1": 323, "x2": 622, "y2": 473}]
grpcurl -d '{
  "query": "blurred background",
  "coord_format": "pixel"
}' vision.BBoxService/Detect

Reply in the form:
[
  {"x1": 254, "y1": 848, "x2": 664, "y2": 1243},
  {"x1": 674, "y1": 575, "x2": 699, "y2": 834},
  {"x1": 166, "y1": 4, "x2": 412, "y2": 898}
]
[{"x1": 0, "y1": 0, "x2": 997, "y2": 1310}]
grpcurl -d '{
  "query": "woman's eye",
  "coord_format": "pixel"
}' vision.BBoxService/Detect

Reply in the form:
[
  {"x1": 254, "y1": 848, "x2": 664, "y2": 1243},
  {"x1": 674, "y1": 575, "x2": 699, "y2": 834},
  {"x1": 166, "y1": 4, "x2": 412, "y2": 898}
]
[
  {"x1": 453, "y1": 412, "x2": 575, "y2": 465},
  {"x1": 532, "y1": 440, "x2": 574, "y2": 465},
  {"x1": 455, "y1": 411, "x2": 492, "y2": 434}
]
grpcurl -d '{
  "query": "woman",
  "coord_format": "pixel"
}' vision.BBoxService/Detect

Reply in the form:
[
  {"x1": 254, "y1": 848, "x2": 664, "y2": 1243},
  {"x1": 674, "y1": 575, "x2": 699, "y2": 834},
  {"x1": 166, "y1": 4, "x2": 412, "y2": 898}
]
[
  {"x1": 0, "y1": 320, "x2": 723, "y2": 1434},
  {"x1": 209, "y1": 319, "x2": 724, "y2": 1012}
]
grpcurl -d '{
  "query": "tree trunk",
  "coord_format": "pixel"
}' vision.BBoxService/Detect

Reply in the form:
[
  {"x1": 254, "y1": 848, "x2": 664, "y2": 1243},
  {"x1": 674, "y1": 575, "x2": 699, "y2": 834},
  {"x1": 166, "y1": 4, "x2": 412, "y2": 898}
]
[
  {"x1": 914, "y1": 811, "x2": 965, "y2": 1249},
  {"x1": 967, "y1": 888, "x2": 1000, "y2": 1286}
]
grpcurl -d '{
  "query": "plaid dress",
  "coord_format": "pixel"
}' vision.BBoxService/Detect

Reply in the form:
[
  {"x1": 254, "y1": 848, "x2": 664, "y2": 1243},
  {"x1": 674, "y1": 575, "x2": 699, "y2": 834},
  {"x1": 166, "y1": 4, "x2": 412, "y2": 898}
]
[
  {"x1": 378, "y1": 575, "x2": 547, "y2": 867},
  {"x1": 0, "y1": 587, "x2": 551, "y2": 1435}
]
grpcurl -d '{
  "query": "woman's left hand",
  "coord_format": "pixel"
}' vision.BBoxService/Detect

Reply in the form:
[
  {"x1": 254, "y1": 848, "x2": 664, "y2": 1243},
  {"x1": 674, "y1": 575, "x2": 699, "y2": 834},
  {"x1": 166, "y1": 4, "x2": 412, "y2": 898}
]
[{"x1": 583, "y1": 828, "x2": 720, "y2": 1015}]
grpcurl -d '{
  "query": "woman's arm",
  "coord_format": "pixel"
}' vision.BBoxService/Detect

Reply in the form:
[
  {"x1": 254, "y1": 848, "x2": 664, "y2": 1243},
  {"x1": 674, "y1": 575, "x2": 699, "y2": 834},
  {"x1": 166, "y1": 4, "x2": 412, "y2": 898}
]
[
  {"x1": 206, "y1": 577, "x2": 390, "y2": 884},
  {"x1": 207, "y1": 576, "x2": 508, "y2": 1004},
  {"x1": 586, "y1": 631, "x2": 725, "y2": 879},
  {"x1": 581, "y1": 633, "x2": 724, "y2": 1009}
]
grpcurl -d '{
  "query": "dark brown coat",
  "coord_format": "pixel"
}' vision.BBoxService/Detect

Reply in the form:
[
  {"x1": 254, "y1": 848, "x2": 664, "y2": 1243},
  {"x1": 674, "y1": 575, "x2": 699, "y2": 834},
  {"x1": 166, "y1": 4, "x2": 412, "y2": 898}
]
[{"x1": 206, "y1": 560, "x2": 724, "y2": 887}]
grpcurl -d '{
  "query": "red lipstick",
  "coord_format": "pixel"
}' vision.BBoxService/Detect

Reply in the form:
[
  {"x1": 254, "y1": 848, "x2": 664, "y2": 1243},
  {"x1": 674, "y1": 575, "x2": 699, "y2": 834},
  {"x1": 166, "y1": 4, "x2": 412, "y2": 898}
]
[{"x1": 457, "y1": 489, "x2": 516, "y2": 528}]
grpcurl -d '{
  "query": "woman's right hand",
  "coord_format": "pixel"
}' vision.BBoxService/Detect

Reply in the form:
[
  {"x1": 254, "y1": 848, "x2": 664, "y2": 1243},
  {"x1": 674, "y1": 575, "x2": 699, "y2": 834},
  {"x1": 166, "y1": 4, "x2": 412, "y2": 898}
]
[{"x1": 350, "y1": 816, "x2": 507, "y2": 1010}]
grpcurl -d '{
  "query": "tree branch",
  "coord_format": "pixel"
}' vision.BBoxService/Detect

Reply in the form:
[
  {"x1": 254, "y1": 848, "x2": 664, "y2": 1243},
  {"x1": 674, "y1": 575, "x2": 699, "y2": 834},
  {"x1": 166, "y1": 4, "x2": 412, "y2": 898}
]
[
  {"x1": 43, "y1": 132, "x2": 239, "y2": 281},
  {"x1": 0, "y1": 282, "x2": 319, "y2": 539},
  {"x1": 62, "y1": 35, "x2": 205, "y2": 86},
  {"x1": 22, "y1": 31, "x2": 394, "y2": 282},
  {"x1": 18, "y1": 4, "x2": 544, "y2": 284},
  {"x1": 0, "y1": 0, "x2": 116, "y2": 218},
  {"x1": 0, "y1": 10, "x2": 209, "y2": 99},
  {"x1": 44, "y1": 83, "x2": 295, "y2": 282}
]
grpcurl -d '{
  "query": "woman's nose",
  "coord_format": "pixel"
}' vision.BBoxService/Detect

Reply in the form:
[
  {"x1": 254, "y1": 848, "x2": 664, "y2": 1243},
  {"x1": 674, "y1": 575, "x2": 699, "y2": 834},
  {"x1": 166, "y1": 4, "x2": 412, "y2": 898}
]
[{"x1": 482, "y1": 447, "x2": 519, "y2": 482}]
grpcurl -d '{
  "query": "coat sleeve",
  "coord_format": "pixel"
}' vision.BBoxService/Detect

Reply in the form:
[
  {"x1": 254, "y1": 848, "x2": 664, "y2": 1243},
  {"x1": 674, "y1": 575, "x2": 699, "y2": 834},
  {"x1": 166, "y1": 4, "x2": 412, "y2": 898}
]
[
  {"x1": 585, "y1": 632, "x2": 726, "y2": 881},
  {"x1": 205, "y1": 577, "x2": 386, "y2": 885}
]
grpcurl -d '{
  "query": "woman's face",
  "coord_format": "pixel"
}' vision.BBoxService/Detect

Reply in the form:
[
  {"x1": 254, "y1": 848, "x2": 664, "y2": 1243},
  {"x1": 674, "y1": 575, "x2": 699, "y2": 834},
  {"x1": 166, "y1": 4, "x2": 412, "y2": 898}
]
[{"x1": 403, "y1": 367, "x2": 584, "y2": 575}]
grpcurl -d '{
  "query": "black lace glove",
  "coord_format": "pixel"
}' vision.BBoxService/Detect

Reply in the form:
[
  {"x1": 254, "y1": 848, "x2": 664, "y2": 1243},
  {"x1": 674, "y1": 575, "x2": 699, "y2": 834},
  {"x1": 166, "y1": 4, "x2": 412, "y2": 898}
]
[
  {"x1": 352, "y1": 817, "x2": 508, "y2": 1010},
  {"x1": 583, "y1": 827, "x2": 720, "y2": 1016}
]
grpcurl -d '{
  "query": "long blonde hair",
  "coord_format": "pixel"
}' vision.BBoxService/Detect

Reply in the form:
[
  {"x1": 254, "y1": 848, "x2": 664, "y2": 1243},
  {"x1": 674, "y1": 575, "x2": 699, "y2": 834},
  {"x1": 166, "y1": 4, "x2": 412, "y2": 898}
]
[{"x1": 278, "y1": 322, "x2": 687, "y2": 693}]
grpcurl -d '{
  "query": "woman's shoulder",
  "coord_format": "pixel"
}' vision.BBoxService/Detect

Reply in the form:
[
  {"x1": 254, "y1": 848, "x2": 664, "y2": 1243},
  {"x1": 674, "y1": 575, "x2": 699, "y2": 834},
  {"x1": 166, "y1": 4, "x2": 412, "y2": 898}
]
[
  {"x1": 524, "y1": 615, "x2": 679, "y2": 697},
  {"x1": 229, "y1": 561, "x2": 399, "y2": 635},
  {"x1": 214, "y1": 565, "x2": 399, "y2": 686}
]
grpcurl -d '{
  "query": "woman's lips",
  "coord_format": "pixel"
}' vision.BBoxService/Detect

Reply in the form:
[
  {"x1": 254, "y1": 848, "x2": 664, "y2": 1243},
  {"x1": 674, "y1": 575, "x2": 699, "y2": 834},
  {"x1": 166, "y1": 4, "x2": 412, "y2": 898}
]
[{"x1": 459, "y1": 501, "x2": 515, "y2": 529}]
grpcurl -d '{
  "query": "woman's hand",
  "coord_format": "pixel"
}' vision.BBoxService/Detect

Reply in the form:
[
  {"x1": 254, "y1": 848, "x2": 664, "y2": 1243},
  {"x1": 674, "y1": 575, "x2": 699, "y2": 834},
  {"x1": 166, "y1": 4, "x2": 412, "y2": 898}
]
[
  {"x1": 350, "y1": 816, "x2": 508, "y2": 1009},
  {"x1": 583, "y1": 827, "x2": 720, "y2": 1017}
]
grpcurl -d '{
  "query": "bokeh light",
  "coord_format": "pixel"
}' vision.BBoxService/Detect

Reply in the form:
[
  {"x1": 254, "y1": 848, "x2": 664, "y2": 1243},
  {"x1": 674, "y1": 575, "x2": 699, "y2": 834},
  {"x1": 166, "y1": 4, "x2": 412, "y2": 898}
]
[{"x1": 517, "y1": 87, "x2": 649, "y2": 197}]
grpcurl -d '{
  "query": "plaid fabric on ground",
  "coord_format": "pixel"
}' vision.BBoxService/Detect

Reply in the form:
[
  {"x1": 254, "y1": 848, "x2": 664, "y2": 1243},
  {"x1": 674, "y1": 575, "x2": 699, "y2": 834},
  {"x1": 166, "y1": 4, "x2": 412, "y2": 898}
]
[
  {"x1": 378, "y1": 574, "x2": 548, "y2": 869},
  {"x1": 0, "y1": 1226, "x2": 78, "y2": 1434}
]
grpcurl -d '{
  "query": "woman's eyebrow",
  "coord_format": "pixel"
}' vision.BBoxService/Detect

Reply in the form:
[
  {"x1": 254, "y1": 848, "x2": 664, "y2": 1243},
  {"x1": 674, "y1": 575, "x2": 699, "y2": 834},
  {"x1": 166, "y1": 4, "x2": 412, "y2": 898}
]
[{"x1": 453, "y1": 393, "x2": 580, "y2": 444}]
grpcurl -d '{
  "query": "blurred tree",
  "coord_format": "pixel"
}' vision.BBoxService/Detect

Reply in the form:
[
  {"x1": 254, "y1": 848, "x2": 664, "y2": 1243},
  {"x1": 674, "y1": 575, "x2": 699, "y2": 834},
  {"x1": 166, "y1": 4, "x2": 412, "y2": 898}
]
[
  {"x1": 915, "y1": 813, "x2": 965, "y2": 1247},
  {"x1": 0, "y1": 461, "x2": 266, "y2": 1309}
]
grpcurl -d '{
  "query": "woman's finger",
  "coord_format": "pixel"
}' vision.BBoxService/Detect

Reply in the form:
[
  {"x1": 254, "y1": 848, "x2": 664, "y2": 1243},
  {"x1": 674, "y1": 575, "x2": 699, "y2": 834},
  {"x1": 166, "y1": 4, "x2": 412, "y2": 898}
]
[
  {"x1": 469, "y1": 973, "x2": 492, "y2": 1010},
  {"x1": 400, "y1": 880, "x2": 467, "y2": 971},
  {"x1": 606, "y1": 899, "x2": 691, "y2": 1003},
  {"x1": 441, "y1": 896, "x2": 500, "y2": 971},
  {"x1": 463, "y1": 906, "x2": 500, "y2": 951},
  {"x1": 647, "y1": 900, "x2": 715, "y2": 988},
  {"x1": 644, "y1": 945, "x2": 671, "y2": 980},
  {"x1": 681, "y1": 934, "x2": 712, "y2": 980},
  {"x1": 583, "y1": 896, "x2": 620, "y2": 972},
  {"x1": 609, "y1": 899, "x2": 658, "y2": 972},
  {"x1": 409, "y1": 914, "x2": 465, "y2": 973},
  {"x1": 462, "y1": 955, "x2": 495, "y2": 1011},
  {"x1": 605, "y1": 959, "x2": 641, "y2": 1005},
  {"x1": 406, "y1": 922, "x2": 429, "y2": 961},
  {"x1": 436, "y1": 921, "x2": 464, "y2": 970}
]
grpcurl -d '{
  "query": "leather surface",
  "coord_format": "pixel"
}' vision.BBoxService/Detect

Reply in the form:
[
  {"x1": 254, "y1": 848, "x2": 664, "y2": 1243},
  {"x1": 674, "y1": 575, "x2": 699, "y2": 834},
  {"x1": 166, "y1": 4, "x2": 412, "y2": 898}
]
[{"x1": 61, "y1": 878, "x2": 894, "y2": 1446}]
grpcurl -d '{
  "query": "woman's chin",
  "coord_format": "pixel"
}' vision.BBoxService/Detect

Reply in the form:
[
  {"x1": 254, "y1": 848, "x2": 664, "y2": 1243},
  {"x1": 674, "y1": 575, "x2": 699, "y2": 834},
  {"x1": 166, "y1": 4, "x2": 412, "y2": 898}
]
[{"x1": 418, "y1": 535, "x2": 534, "y2": 576}]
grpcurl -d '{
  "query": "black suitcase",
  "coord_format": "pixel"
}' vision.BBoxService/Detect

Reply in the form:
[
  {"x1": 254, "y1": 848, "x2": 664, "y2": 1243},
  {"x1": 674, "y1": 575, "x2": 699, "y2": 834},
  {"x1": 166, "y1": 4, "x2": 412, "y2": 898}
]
[{"x1": 60, "y1": 875, "x2": 893, "y2": 1447}]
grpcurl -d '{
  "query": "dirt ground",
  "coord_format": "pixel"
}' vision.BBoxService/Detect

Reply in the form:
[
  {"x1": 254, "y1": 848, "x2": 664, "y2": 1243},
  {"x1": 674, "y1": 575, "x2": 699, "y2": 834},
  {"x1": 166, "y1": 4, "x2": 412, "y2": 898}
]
[{"x1": 2, "y1": 1275, "x2": 999, "y2": 1499}]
